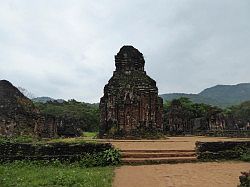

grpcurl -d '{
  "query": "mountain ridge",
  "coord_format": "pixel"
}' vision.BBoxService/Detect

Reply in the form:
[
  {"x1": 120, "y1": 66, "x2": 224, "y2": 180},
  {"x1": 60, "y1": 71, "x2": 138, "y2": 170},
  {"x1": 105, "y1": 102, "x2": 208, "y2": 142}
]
[
  {"x1": 160, "y1": 83, "x2": 250, "y2": 108},
  {"x1": 32, "y1": 97, "x2": 65, "y2": 103}
]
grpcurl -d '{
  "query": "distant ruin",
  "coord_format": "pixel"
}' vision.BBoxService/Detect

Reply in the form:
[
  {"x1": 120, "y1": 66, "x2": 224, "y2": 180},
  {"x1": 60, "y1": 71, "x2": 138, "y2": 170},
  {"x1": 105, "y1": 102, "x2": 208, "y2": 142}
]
[{"x1": 99, "y1": 46, "x2": 163, "y2": 138}]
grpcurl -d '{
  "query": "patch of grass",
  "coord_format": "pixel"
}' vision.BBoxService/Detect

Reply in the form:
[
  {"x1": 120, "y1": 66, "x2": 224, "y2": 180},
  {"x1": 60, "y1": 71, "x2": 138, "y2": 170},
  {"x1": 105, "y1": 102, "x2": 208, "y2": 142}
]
[
  {"x1": 0, "y1": 134, "x2": 98, "y2": 145},
  {"x1": 82, "y1": 132, "x2": 98, "y2": 139},
  {"x1": 0, "y1": 161, "x2": 114, "y2": 187},
  {"x1": 47, "y1": 137, "x2": 97, "y2": 144},
  {"x1": 0, "y1": 136, "x2": 42, "y2": 144}
]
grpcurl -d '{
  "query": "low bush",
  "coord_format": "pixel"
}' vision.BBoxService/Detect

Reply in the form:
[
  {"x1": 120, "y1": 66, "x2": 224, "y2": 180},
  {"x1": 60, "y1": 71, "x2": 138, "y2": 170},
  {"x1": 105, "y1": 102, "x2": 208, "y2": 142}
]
[
  {"x1": 102, "y1": 149, "x2": 121, "y2": 165},
  {"x1": 240, "y1": 150, "x2": 250, "y2": 162},
  {"x1": 79, "y1": 149, "x2": 121, "y2": 167}
]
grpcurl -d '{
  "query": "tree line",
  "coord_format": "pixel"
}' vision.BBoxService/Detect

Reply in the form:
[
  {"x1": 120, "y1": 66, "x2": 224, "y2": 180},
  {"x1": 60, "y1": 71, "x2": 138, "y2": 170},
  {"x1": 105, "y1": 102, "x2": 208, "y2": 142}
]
[{"x1": 34, "y1": 98, "x2": 250, "y2": 136}]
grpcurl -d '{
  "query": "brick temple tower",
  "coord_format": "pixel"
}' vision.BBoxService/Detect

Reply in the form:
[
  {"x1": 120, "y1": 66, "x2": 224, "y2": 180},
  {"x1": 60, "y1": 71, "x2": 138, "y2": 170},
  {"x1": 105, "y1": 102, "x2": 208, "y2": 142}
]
[{"x1": 99, "y1": 46, "x2": 163, "y2": 138}]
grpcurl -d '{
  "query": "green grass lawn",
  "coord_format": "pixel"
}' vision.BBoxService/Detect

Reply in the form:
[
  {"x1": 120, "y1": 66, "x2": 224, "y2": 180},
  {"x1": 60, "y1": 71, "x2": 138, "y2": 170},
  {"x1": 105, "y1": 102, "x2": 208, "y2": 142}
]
[
  {"x1": 0, "y1": 161, "x2": 114, "y2": 187},
  {"x1": 47, "y1": 132, "x2": 98, "y2": 144},
  {"x1": 0, "y1": 133, "x2": 99, "y2": 145},
  {"x1": 82, "y1": 132, "x2": 98, "y2": 138}
]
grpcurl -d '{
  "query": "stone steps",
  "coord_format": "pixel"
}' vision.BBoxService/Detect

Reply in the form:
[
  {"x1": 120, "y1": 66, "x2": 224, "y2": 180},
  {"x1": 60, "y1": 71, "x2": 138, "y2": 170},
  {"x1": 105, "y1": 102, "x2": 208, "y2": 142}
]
[
  {"x1": 122, "y1": 156, "x2": 197, "y2": 164},
  {"x1": 122, "y1": 152, "x2": 196, "y2": 158},
  {"x1": 121, "y1": 149, "x2": 195, "y2": 153},
  {"x1": 121, "y1": 149, "x2": 197, "y2": 165}
]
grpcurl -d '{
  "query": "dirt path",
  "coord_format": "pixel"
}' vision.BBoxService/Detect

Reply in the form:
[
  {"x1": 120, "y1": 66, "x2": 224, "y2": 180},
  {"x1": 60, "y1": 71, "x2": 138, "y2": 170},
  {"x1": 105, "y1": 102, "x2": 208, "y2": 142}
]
[
  {"x1": 114, "y1": 162, "x2": 250, "y2": 187},
  {"x1": 110, "y1": 136, "x2": 250, "y2": 150}
]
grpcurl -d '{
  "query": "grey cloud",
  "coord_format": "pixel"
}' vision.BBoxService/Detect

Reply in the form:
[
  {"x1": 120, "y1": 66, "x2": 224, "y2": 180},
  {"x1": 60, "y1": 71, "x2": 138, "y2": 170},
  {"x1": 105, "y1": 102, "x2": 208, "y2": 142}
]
[{"x1": 0, "y1": 0, "x2": 249, "y2": 102}]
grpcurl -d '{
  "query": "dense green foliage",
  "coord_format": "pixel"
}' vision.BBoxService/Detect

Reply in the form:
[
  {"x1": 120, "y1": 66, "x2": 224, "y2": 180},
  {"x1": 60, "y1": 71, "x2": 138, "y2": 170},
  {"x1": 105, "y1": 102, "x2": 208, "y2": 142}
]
[
  {"x1": 160, "y1": 83, "x2": 250, "y2": 108},
  {"x1": 0, "y1": 161, "x2": 114, "y2": 187},
  {"x1": 34, "y1": 99, "x2": 100, "y2": 132},
  {"x1": 240, "y1": 149, "x2": 250, "y2": 162},
  {"x1": 161, "y1": 93, "x2": 219, "y2": 106},
  {"x1": 226, "y1": 101, "x2": 250, "y2": 124},
  {"x1": 79, "y1": 149, "x2": 121, "y2": 167},
  {"x1": 33, "y1": 96, "x2": 250, "y2": 136},
  {"x1": 163, "y1": 97, "x2": 250, "y2": 133},
  {"x1": 164, "y1": 97, "x2": 223, "y2": 118},
  {"x1": 163, "y1": 97, "x2": 223, "y2": 132}
]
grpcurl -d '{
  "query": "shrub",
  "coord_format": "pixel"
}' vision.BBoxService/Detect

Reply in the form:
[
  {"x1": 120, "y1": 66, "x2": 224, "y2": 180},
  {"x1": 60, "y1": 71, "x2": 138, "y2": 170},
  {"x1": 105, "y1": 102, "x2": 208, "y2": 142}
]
[
  {"x1": 239, "y1": 171, "x2": 250, "y2": 187},
  {"x1": 79, "y1": 149, "x2": 121, "y2": 167},
  {"x1": 102, "y1": 149, "x2": 121, "y2": 165},
  {"x1": 240, "y1": 149, "x2": 250, "y2": 162}
]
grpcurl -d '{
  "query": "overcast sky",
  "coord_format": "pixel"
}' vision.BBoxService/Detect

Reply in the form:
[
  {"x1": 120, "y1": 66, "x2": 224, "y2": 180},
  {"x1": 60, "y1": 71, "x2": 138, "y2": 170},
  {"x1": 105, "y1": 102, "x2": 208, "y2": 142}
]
[{"x1": 0, "y1": 0, "x2": 249, "y2": 103}]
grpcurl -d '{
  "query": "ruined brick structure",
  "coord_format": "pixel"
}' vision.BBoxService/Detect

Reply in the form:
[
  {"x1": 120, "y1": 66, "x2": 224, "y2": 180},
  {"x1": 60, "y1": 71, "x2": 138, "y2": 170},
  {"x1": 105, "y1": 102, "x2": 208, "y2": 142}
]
[
  {"x1": 99, "y1": 46, "x2": 163, "y2": 138},
  {"x1": 0, "y1": 80, "x2": 57, "y2": 138},
  {"x1": 166, "y1": 99, "x2": 228, "y2": 135}
]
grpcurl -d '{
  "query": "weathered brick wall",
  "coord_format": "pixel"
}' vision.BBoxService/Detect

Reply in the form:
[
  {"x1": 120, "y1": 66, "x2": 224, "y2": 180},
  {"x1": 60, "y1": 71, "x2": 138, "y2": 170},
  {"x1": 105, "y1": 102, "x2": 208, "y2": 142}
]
[
  {"x1": 99, "y1": 46, "x2": 163, "y2": 138},
  {"x1": 0, "y1": 80, "x2": 57, "y2": 138},
  {"x1": 0, "y1": 142, "x2": 113, "y2": 162},
  {"x1": 196, "y1": 141, "x2": 250, "y2": 160},
  {"x1": 193, "y1": 130, "x2": 250, "y2": 138}
]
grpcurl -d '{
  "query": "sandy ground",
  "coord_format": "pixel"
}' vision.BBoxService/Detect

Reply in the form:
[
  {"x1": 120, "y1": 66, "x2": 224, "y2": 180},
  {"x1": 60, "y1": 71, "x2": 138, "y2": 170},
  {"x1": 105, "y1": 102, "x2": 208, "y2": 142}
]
[
  {"x1": 114, "y1": 162, "x2": 250, "y2": 187},
  {"x1": 110, "y1": 136, "x2": 250, "y2": 150}
]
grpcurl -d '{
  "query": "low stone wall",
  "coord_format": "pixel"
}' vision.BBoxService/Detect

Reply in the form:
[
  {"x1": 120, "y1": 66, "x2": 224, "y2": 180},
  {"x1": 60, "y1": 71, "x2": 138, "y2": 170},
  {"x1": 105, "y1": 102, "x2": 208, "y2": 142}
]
[
  {"x1": 193, "y1": 130, "x2": 250, "y2": 138},
  {"x1": 0, "y1": 142, "x2": 113, "y2": 162},
  {"x1": 196, "y1": 141, "x2": 250, "y2": 160},
  {"x1": 164, "y1": 130, "x2": 250, "y2": 138}
]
